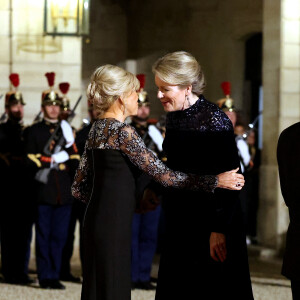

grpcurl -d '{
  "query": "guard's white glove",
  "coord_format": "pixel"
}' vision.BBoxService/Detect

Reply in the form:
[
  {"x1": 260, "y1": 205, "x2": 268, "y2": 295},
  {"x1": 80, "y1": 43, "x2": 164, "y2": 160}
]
[
  {"x1": 148, "y1": 125, "x2": 164, "y2": 152},
  {"x1": 52, "y1": 150, "x2": 69, "y2": 163},
  {"x1": 60, "y1": 120, "x2": 74, "y2": 148}
]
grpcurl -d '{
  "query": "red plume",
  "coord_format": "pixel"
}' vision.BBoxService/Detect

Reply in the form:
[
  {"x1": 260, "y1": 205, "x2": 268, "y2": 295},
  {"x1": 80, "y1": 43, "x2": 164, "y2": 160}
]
[
  {"x1": 136, "y1": 74, "x2": 145, "y2": 89},
  {"x1": 221, "y1": 81, "x2": 231, "y2": 96},
  {"x1": 45, "y1": 72, "x2": 55, "y2": 87},
  {"x1": 59, "y1": 82, "x2": 70, "y2": 94},
  {"x1": 9, "y1": 73, "x2": 20, "y2": 88}
]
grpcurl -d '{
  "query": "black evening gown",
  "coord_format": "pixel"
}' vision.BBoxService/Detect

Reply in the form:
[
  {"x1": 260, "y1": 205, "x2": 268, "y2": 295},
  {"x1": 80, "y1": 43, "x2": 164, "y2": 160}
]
[
  {"x1": 155, "y1": 96, "x2": 254, "y2": 300},
  {"x1": 72, "y1": 118, "x2": 217, "y2": 300}
]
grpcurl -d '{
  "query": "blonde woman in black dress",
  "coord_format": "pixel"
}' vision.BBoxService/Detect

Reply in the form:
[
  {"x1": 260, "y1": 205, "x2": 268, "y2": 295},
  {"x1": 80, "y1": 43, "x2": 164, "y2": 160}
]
[
  {"x1": 152, "y1": 51, "x2": 253, "y2": 300},
  {"x1": 71, "y1": 64, "x2": 245, "y2": 300}
]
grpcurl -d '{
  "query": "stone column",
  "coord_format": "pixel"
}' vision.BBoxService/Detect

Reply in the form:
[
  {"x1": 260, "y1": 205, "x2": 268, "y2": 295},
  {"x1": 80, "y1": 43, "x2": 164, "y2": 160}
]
[{"x1": 259, "y1": 0, "x2": 300, "y2": 251}]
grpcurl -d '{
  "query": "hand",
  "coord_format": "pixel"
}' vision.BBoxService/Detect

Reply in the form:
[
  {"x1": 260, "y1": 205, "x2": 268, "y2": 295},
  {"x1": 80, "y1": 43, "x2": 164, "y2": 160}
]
[
  {"x1": 216, "y1": 168, "x2": 245, "y2": 190},
  {"x1": 49, "y1": 140, "x2": 55, "y2": 152},
  {"x1": 135, "y1": 188, "x2": 160, "y2": 214},
  {"x1": 249, "y1": 160, "x2": 254, "y2": 169},
  {"x1": 210, "y1": 232, "x2": 227, "y2": 262},
  {"x1": 60, "y1": 120, "x2": 75, "y2": 148}
]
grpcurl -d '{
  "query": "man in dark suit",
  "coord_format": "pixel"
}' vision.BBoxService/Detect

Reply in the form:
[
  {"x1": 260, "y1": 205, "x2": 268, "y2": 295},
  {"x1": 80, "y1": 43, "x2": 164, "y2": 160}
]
[{"x1": 277, "y1": 122, "x2": 300, "y2": 300}]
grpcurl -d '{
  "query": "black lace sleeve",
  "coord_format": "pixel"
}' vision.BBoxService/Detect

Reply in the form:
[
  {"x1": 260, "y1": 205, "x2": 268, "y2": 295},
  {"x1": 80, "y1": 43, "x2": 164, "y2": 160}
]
[
  {"x1": 71, "y1": 118, "x2": 218, "y2": 202},
  {"x1": 71, "y1": 146, "x2": 92, "y2": 203},
  {"x1": 119, "y1": 124, "x2": 217, "y2": 193}
]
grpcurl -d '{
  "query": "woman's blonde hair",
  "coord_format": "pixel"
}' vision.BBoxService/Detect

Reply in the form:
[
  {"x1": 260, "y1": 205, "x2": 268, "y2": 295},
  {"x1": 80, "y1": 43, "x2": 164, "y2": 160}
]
[
  {"x1": 152, "y1": 51, "x2": 206, "y2": 96},
  {"x1": 87, "y1": 64, "x2": 140, "y2": 117}
]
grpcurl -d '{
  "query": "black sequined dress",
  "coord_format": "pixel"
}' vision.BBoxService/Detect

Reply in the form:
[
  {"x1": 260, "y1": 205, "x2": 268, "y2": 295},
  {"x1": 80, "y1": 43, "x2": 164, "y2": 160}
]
[
  {"x1": 71, "y1": 118, "x2": 217, "y2": 300},
  {"x1": 155, "y1": 96, "x2": 254, "y2": 300}
]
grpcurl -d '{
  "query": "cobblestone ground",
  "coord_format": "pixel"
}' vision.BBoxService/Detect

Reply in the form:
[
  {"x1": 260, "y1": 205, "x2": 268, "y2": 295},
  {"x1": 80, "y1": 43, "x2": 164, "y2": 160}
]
[
  {"x1": 0, "y1": 279, "x2": 292, "y2": 300},
  {"x1": 0, "y1": 248, "x2": 293, "y2": 300}
]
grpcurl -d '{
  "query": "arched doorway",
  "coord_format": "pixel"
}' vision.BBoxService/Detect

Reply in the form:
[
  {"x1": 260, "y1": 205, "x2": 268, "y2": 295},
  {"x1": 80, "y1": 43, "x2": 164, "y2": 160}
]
[
  {"x1": 243, "y1": 32, "x2": 262, "y2": 134},
  {"x1": 241, "y1": 32, "x2": 262, "y2": 244}
]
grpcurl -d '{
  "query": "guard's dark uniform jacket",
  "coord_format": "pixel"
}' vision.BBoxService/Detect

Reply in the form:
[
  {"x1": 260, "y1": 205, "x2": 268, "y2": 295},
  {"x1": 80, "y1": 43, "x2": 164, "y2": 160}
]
[
  {"x1": 76, "y1": 123, "x2": 92, "y2": 155},
  {"x1": 25, "y1": 119, "x2": 79, "y2": 205},
  {"x1": 131, "y1": 120, "x2": 163, "y2": 157},
  {"x1": 277, "y1": 122, "x2": 300, "y2": 281},
  {"x1": 24, "y1": 118, "x2": 80, "y2": 283},
  {"x1": 60, "y1": 123, "x2": 90, "y2": 279},
  {"x1": 0, "y1": 119, "x2": 34, "y2": 283},
  {"x1": 0, "y1": 119, "x2": 26, "y2": 186}
]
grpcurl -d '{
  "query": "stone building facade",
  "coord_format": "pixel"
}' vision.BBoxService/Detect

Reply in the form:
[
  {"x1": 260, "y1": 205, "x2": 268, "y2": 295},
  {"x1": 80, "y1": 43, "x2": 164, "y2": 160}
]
[
  {"x1": 83, "y1": 0, "x2": 300, "y2": 253},
  {"x1": 1, "y1": 0, "x2": 299, "y2": 253}
]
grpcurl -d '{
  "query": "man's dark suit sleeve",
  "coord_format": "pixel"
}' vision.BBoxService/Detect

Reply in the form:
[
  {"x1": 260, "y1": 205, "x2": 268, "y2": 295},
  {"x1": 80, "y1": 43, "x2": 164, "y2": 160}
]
[{"x1": 277, "y1": 125, "x2": 300, "y2": 209}]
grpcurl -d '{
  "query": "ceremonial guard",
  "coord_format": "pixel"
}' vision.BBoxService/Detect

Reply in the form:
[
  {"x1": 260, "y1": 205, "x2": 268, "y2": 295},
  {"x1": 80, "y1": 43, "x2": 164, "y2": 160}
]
[
  {"x1": 59, "y1": 82, "x2": 72, "y2": 121},
  {"x1": 59, "y1": 82, "x2": 82, "y2": 282},
  {"x1": 24, "y1": 72, "x2": 80, "y2": 289},
  {"x1": 0, "y1": 74, "x2": 34, "y2": 284},
  {"x1": 131, "y1": 74, "x2": 164, "y2": 290},
  {"x1": 217, "y1": 82, "x2": 250, "y2": 173},
  {"x1": 60, "y1": 99, "x2": 96, "y2": 282},
  {"x1": 218, "y1": 82, "x2": 254, "y2": 243}
]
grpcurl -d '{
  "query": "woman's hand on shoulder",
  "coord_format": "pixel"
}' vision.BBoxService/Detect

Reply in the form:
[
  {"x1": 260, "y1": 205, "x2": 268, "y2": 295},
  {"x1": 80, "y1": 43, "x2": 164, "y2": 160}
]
[{"x1": 216, "y1": 168, "x2": 245, "y2": 190}]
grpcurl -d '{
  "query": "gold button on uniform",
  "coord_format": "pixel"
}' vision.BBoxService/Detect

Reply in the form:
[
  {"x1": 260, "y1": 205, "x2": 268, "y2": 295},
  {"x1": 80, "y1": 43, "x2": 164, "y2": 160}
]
[{"x1": 59, "y1": 163, "x2": 66, "y2": 171}]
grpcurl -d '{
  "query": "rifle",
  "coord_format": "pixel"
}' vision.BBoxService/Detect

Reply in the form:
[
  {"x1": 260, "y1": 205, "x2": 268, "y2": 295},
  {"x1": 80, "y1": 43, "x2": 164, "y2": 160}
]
[
  {"x1": 242, "y1": 111, "x2": 263, "y2": 139},
  {"x1": 43, "y1": 95, "x2": 82, "y2": 156},
  {"x1": 35, "y1": 95, "x2": 82, "y2": 184},
  {"x1": 33, "y1": 111, "x2": 43, "y2": 123}
]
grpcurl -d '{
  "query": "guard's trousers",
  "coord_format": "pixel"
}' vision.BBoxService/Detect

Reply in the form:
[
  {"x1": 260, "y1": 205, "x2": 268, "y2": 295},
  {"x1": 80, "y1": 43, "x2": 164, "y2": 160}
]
[
  {"x1": 36, "y1": 204, "x2": 71, "y2": 281},
  {"x1": 131, "y1": 205, "x2": 161, "y2": 282}
]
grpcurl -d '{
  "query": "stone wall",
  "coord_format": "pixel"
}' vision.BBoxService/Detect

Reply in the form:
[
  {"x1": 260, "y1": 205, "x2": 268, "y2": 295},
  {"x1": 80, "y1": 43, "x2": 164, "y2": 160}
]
[
  {"x1": 81, "y1": 0, "x2": 263, "y2": 119},
  {"x1": 80, "y1": 0, "x2": 129, "y2": 120},
  {"x1": 82, "y1": 1, "x2": 128, "y2": 79},
  {"x1": 0, "y1": 0, "x2": 83, "y2": 128},
  {"x1": 126, "y1": 0, "x2": 263, "y2": 118}
]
